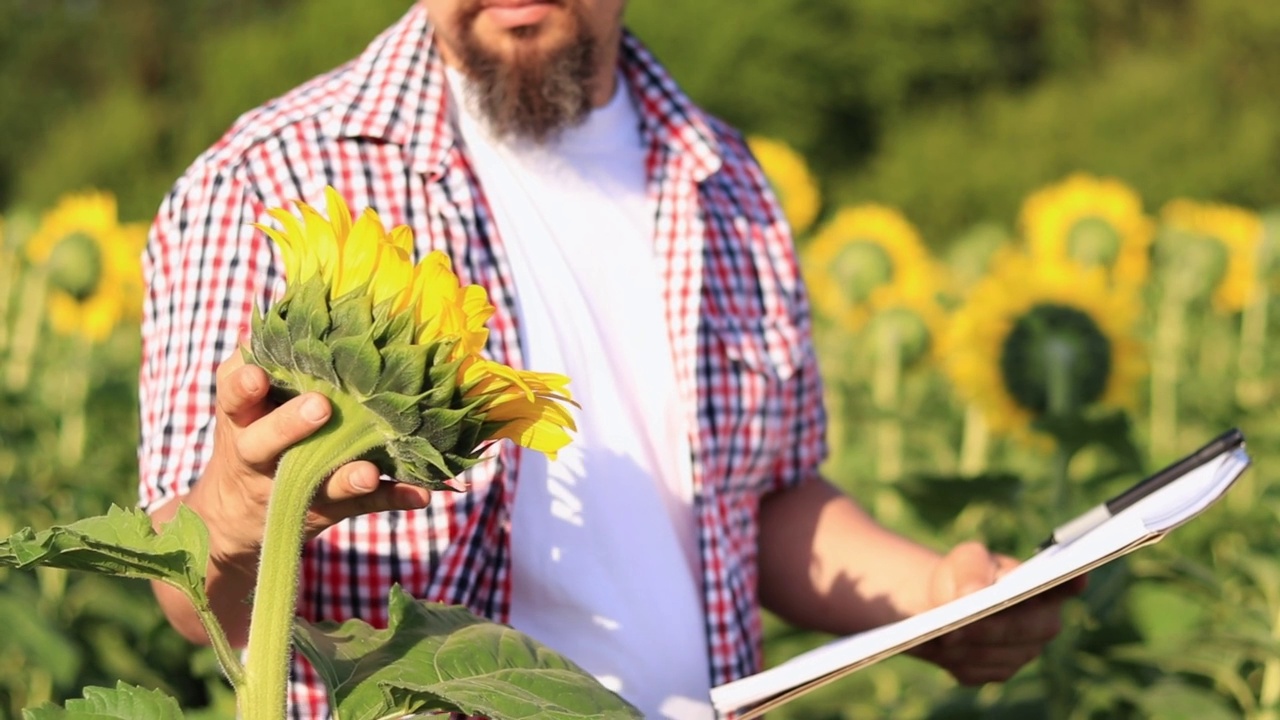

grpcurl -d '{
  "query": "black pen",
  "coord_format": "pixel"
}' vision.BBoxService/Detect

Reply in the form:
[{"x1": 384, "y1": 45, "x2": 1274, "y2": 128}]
[{"x1": 1036, "y1": 427, "x2": 1246, "y2": 550}]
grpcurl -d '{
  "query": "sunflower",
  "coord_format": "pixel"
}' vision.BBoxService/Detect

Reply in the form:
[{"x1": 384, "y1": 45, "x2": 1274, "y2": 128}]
[
  {"x1": 747, "y1": 135, "x2": 821, "y2": 235},
  {"x1": 942, "y1": 252, "x2": 1145, "y2": 435},
  {"x1": 1158, "y1": 199, "x2": 1262, "y2": 313},
  {"x1": 864, "y1": 279, "x2": 948, "y2": 369},
  {"x1": 804, "y1": 204, "x2": 941, "y2": 332},
  {"x1": 249, "y1": 187, "x2": 576, "y2": 489},
  {"x1": 24, "y1": 192, "x2": 147, "y2": 342},
  {"x1": 1019, "y1": 173, "x2": 1155, "y2": 289}
]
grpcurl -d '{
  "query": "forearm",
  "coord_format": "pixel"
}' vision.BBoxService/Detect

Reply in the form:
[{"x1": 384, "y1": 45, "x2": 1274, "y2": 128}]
[
  {"x1": 149, "y1": 496, "x2": 257, "y2": 648},
  {"x1": 757, "y1": 476, "x2": 943, "y2": 635}
]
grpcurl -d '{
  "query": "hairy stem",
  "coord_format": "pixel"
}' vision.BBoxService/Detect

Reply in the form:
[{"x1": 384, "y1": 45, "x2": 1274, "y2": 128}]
[{"x1": 238, "y1": 392, "x2": 384, "y2": 720}]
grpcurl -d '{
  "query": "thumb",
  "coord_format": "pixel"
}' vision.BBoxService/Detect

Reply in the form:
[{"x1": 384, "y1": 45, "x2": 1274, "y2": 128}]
[{"x1": 932, "y1": 541, "x2": 999, "y2": 604}]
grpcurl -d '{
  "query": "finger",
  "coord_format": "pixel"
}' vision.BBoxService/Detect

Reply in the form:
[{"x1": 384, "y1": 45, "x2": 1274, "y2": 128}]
[
  {"x1": 235, "y1": 393, "x2": 331, "y2": 467},
  {"x1": 216, "y1": 360, "x2": 273, "y2": 427},
  {"x1": 943, "y1": 541, "x2": 1000, "y2": 598},
  {"x1": 993, "y1": 554, "x2": 1019, "y2": 578},
  {"x1": 949, "y1": 655, "x2": 1040, "y2": 686},
  {"x1": 307, "y1": 481, "x2": 432, "y2": 531},
  {"x1": 314, "y1": 461, "x2": 388, "y2": 504}
]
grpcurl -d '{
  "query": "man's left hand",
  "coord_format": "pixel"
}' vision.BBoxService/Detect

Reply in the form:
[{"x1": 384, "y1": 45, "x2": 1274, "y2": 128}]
[{"x1": 911, "y1": 541, "x2": 1086, "y2": 685}]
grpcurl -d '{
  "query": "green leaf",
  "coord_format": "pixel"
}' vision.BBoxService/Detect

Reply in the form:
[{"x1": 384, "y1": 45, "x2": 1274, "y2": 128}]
[
  {"x1": 286, "y1": 277, "x2": 333, "y2": 347},
  {"x1": 293, "y1": 586, "x2": 642, "y2": 720},
  {"x1": 258, "y1": 305, "x2": 296, "y2": 371},
  {"x1": 894, "y1": 472, "x2": 1023, "y2": 529},
  {"x1": 329, "y1": 291, "x2": 374, "y2": 341},
  {"x1": 292, "y1": 336, "x2": 339, "y2": 386},
  {"x1": 377, "y1": 343, "x2": 430, "y2": 396},
  {"x1": 387, "y1": 436, "x2": 454, "y2": 488},
  {"x1": 418, "y1": 406, "x2": 470, "y2": 452},
  {"x1": 0, "y1": 505, "x2": 209, "y2": 602},
  {"x1": 366, "y1": 391, "x2": 423, "y2": 435},
  {"x1": 23, "y1": 681, "x2": 186, "y2": 719},
  {"x1": 380, "y1": 305, "x2": 417, "y2": 346},
  {"x1": 0, "y1": 584, "x2": 81, "y2": 686},
  {"x1": 1131, "y1": 678, "x2": 1238, "y2": 720},
  {"x1": 331, "y1": 335, "x2": 383, "y2": 397}
]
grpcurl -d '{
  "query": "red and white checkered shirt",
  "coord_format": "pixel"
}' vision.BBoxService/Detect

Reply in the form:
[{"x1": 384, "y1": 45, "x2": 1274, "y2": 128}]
[{"x1": 139, "y1": 6, "x2": 827, "y2": 717}]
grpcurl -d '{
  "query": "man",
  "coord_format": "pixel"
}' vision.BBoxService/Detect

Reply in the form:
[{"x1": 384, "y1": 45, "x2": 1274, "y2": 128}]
[{"x1": 139, "y1": 1, "x2": 1076, "y2": 717}]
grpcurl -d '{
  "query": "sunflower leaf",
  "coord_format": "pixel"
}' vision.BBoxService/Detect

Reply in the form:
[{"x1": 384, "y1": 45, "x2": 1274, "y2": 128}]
[
  {"x1": 378, "y1": 344, "x2": 430, "y2": 396},
  {"x1": 382, "y1": 307, "x2": 417, "y2": 347},
  {"x1": 331, "y1": 335, "x2": 383, "y2": 398},
  {"x1": 0, "y1": 505, "x2": 209, "y2": 604},
  {"x1": 329, "y1": 292, "x2": 374, "y2": 342},
  {"x1": 293, "y1": 586, "x2": 642, "y2": 720},
  {"x1": 388, "y1": 437, "x2": 454, "y2": 488},
  {"x1": 21, "y1": 682, "x2": 186, "y2": 720},
  {"x1": 292, "y1": 337, "x2": 339, "y2": 386},
  {"x1": 258, "y1": 306, "x2": 296, "y2": 371},
  {"x1": 366, "y1": 391, "x2": 424, "y2": 435},
  {"x1": 286, "y1": 278, "x2": 333, "y2": 347},
  {"x1": 418, "y1": 406, "x2": 470, "y2": 453}
]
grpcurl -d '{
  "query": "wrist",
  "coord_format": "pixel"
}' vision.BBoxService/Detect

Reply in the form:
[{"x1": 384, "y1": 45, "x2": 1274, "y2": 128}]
[{"x1": 182, "y1": 476, "x2": 261, "y2": 573}]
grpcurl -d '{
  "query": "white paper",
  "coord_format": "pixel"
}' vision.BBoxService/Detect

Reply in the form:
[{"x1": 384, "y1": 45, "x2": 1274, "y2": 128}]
[{"x1": 711, "y1": 447, "x2": 1251, "y2": 717}]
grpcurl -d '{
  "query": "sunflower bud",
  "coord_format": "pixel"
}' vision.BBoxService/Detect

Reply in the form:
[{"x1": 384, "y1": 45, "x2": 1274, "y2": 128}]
[{"x1": 246, "y1": 187, "x2": 575, "y2": 490}]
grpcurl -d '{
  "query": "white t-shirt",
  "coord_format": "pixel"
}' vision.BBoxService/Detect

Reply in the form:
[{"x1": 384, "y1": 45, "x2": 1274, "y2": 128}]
[{"x1": 447, "y1": 69, "x2": 714, "y2": 719}]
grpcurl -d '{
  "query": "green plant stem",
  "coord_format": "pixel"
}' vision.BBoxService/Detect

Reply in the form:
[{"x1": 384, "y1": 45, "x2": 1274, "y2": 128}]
[
  {"x1": 957, "y1": 404, "x2": 989, "y2": 477},
  {"x1": 872, "y1": 319, "x2": 903, "y2": 484},
  {"x1": 1150, "y1": 284, "x2": 1187, "y2": 463},
  {"x1": 187, "y1": 586, "x2": 246, "y2": 690},
  {"x1": 57, "y1": 335, "x2": 91, "y2": 468},
  {"x1": 5, "y1": 265, "x2": 46, "y2": 392},
  {"x1": 239, "y1": 393, "x2": 384, "y2": 720}
]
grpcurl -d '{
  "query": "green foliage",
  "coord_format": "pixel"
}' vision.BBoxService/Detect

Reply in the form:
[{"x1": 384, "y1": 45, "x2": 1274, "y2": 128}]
[{"x1": 294, "y1": 587, "x2": 642, "y2": 720}]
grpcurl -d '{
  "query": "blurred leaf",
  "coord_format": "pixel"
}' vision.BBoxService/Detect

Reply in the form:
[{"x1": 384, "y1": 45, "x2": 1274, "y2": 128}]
[
  {"x1": 0, "y1": 583, "x2": 80, "y2": 687},
  {"x1": 1131, "y1": 679, "x2": 1238, "y2": 720},
  {"x1": 22, "y1": 681, "x2": 184, "y2": 719},
  {"x1": 293, "y1": 585, "x2": 642, "y2": 720},
  {"x1": 894, "y1": 472, "x2": 1023, "y2": 529},
  {"x1": 1127, "y1": 581, "x2": 1205, "y2": 647}
]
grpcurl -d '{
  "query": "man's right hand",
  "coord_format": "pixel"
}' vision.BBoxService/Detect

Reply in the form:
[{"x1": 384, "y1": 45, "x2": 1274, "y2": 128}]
[{"x1": 150, "y1": 346, "x2": 433, "y2": 646}]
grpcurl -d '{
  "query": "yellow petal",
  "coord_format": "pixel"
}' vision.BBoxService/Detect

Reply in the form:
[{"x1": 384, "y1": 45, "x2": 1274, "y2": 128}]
[
  {"x1": 370, "y1": 243, "x2": 414, "y2": 308},
  {"x1": 335, "y1": 209, "x2": 383, "y2": 297},
  {"x1": 324, "y1": 186, "x2": 352, "y2": 241}
]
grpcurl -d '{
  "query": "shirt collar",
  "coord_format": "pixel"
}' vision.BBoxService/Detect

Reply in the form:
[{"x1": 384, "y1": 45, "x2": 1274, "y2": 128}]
[{"x1": 322, "y1": 6, "x2": 722, "y2": 182}]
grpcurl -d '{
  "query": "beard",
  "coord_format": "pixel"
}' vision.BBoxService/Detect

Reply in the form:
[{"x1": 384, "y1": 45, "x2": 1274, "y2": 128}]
[{"x1": 449, "y1": 3, "x2": 599, "y2": 144}]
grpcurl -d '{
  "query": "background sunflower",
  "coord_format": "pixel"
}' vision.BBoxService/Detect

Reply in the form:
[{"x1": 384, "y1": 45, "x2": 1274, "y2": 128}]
[
  {"x1": 1020, "y1": 173, "x2": 1155, "y2": 289},
  {"x1": 804, "y1": 204, "x2": 942, "y2": 333},
  {"x1": 23, "y1": 192, "x2": 146, "y2": 342},
  {"x1": 943, "y1": 251, "x2": 1146, "y2": 435},
  {"x1": 1158, "y1": 198, "x2": 1263, "y2": 313},
  {"x1": 747, "y1": 135, "x2": 821, "y2": 236}
]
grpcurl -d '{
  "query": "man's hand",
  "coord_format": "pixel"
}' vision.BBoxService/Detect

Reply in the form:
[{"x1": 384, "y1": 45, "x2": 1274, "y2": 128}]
[
  {"x1": 150, "y1": 347, "x2": 433, "y2": 646},
  {"x1": 188, "y1": 348, "x2": 434, "y2": 565},
  {"x1": 912, "y1": 541, "x2": 1086, "y2": 685}
]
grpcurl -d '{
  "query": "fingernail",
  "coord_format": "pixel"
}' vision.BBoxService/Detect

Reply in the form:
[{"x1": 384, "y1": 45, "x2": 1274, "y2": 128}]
[
  {"x1": 301, "y1": 396, "x2": 328, "y2": 423},
  {"x1": 408, "y1": 490, "x2": 430, "y2": 509}
]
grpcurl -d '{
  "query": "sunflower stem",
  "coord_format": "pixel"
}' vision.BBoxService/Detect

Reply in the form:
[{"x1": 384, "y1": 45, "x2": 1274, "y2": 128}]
[
  {"x1": 56, "y1": 335, "x2": 91, "y2": 468},
  {"x1": 239, "y1": 392, "x2": 384, "y2": 720},
  {"x1": 872, "y1": 318, "x2": 903, "y2": 484},
  {"x1": 957, "y1": 405, "x2": 989, "y2": 477},
  {"x1": 1150, "y1": 282, "x2": 1188, "y2": 463},
  {"x1": 1236, "y1": 236, "x2": 1270, "y2": 408},
  {"x1": 5, "y1": 264, "x2": 47, "y2": 393}
]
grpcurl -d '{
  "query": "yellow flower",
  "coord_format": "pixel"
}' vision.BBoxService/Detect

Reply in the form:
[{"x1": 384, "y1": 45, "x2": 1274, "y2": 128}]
[
  {"x1": 942, "y1": 252, "x2": 1145, "y2": 436},
  {"x1": 248, "y1": 188, "x2": 576, "y2": 488},
  {"x1": 24, "y1": 191, "x2": 147, "y2": 342},
  {"x1": 1019, "y1": 173, "x2": 1155, "y2": 289},
  {"x1": 748, "y1": 135, "x2": 821, "y2": 235},
  {"x1": 864, "y1": 280, "x2": 948, "y2": 368},
  {"x1": 804, "y1": 204, "x2": 941, "y2": 331},
  {"x1": 1158, "y1": 199, "x2": 1262, "y2": 312}
]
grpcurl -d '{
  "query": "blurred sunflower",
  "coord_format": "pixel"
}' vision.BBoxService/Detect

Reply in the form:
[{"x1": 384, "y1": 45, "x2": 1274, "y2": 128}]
[
  {"x1": 943, "y1": 252, "x2": 1145, "y2": 435},
  {"x1": 804, "y1": 204, "x2": 942, "y2": 331},
  {"x1": 1158, "y1": 199, "x2": 1262, "y2": 313},
  {"x1": 24, "y1": 192, "x2": 147, "y2": 342},
  {"x1": 748, "y1": 135, "x2": 821, "y2": 235},
  {"x1": 1019, "y1": 173, "x2": 1154, "y2": 288},
  {"x1": 864, "y1": 280, "x2": 948, "y2": 369}
]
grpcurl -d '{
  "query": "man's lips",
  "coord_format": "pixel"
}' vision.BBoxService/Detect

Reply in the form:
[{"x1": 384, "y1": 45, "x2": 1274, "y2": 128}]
[{"x1": 479, "y1": 0, "x2": 558, "y2": 29}]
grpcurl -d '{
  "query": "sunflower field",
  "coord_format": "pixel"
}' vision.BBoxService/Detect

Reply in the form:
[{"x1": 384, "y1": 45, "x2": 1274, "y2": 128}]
[{"x1": 4, "y1": 1, "x2": 1280, "y2": 719}]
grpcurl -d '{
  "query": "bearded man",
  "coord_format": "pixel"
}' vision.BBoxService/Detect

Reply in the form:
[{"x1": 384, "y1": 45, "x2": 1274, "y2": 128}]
[{"x1": 139, "y1": 2, "x2": 1077, "y2": 717}]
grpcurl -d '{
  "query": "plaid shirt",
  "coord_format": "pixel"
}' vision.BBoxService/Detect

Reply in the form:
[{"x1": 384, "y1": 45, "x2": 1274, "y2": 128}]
[{"x1": 139, "y1": 6, "x2": 827, "y2": 717}]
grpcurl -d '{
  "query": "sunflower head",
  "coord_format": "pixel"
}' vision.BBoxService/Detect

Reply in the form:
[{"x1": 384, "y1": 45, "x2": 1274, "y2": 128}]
[
  {"x1": 804, "y1": 204, "x2": 940, "y2": 332},
  {"x1": 24, "y1": 191, "x2": 147, "y2": 342},
  {"x1": 1020, "y1": 173, "x2": 1154, "y2": 289},
  {"x1": 246, "y1": 187, "x2": 575, "y2": 490},
  {"x1": 747, "y1": 135, "x2": 821, "y2": 236},
  {"x1": 865, "y1": 281, "x2": 947, "y2": 369},
  {"x1": 1157, "y1": 199, "x2": 1262, "y2": 312},
  {"x1": 942, "y1": 252, "x2": 1145, "y2": 437}
]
